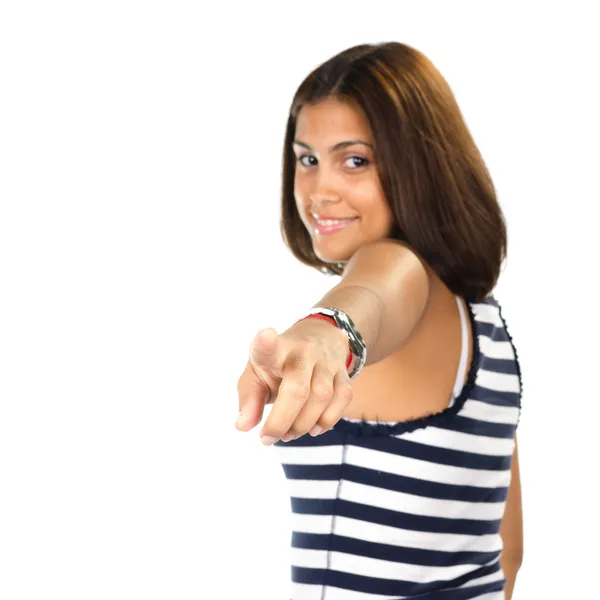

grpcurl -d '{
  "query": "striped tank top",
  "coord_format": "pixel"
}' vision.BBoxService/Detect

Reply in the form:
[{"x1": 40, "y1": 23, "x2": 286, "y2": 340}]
[{"x1": 273, "y1": 293, "x2": 522, "y2": 600}]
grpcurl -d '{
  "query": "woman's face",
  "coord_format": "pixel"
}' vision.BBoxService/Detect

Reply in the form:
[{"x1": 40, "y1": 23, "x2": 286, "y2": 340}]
[{"x1": 293, "y1": 98, "x2": 394, "y2": 265}]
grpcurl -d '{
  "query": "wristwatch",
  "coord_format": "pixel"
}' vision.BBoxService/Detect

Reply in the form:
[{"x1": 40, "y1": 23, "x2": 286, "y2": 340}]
[{"x1": 307, "y1": 307, "x2": 367, "y2": 380}]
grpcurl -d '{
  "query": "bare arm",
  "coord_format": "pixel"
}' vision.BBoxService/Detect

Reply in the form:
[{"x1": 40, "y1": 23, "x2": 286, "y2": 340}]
[
  {"x1": 500, "y1": 435, "x2": 524, "y2": 599},
  {"x1": 236, "y1": 239, "x2": 432, "y2": 441},
  {"x1": 311, "y1": 239, "x2": 431, "y2": 364}
]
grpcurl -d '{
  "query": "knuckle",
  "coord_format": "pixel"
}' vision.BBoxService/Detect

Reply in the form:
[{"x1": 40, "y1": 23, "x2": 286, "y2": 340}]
[
  {"x1": 338, "y1": 384, "x2": 354, "y2": 405},
  {"x1": 283, "y1": 380, "x2": 310, "y2": 401},
  {"x1": 311, "y1": 381, "x2": 333, "y2": 404},
  {"x1": 314, "y1": 373, "x2": 330, "y2": 388},
  {"x1": 293, "y1": 341, "x2": 315, "y2": 359}
]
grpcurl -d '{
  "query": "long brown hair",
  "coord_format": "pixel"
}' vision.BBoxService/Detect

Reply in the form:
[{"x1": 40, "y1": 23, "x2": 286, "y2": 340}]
[{"x1": 280, "y1": 42, "x2": 507, "y2": 302}]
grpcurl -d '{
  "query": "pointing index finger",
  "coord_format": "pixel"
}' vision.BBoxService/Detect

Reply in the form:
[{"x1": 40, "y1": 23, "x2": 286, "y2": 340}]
[{"x1": 259, "y1": 358, "x2": 314, "y2": 445}]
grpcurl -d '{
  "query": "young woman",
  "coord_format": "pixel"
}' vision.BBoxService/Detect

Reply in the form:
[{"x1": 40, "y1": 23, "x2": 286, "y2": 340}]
[{"x1": 236, "y1": 41, "x2": 523, "y2": 600}]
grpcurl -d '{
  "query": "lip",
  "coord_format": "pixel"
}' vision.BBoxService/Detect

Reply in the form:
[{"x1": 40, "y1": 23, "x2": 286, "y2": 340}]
[{"x1": 312, "y1": 217, "x2": 359, "y2": 235}]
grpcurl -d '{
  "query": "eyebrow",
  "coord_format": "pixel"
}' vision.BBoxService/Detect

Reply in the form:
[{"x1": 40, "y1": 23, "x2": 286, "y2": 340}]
[{"x1": 292, "y1": 139, "x2": 373, "y2": 153}]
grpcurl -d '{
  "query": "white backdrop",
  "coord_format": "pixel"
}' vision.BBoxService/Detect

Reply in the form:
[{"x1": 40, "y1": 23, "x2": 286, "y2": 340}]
[{"x1": 1, "y1": 2, "x2": 598, "y2": 598}]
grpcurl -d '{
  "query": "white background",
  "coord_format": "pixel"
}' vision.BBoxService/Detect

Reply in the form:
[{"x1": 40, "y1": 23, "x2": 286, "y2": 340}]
[{"x1": 1, "y1": 2, "x2": 598, "y2": 598}]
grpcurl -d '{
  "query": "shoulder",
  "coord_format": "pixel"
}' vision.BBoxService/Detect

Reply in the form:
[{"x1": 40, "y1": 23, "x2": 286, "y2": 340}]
[{"x1": 346, "y1": 239, "x2": 432, "y2": 279}]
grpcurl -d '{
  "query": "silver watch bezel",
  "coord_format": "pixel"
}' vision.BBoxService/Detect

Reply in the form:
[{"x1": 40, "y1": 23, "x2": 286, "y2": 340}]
[{"x1": 307, "y1": 306, "x2": 367, "y2": 379}]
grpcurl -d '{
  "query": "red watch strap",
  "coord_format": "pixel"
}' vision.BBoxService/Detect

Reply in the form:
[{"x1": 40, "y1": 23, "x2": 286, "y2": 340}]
[{"x1": 296, "y1": 314, "x2": 353, "y2": 371}]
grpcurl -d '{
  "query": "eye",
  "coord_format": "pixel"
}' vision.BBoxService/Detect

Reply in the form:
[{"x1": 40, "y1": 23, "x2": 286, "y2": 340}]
[
  {"x1": 344, "y1": 156, "x2": 370, "y2": 169},
  {"x1": 297, "y1": 155, "x2": 317, "y2": 167},
  {"x1": 296, "y1": 155, "x2": 370, "y2": 169}
]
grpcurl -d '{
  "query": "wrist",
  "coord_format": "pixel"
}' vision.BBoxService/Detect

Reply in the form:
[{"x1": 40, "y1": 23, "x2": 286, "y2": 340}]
[
  {"x1": 299, "y1": 307, "x2": 367, "y2": 379},
  {"x1": 289, "y1": 316, "x2": 352, "y2": 370}
]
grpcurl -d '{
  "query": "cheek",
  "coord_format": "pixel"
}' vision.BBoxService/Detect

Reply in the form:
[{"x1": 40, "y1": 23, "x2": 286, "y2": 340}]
[
  {"x1": 293, "y1": 199, "x2": 308, "y2": 230},
  {"x1": 293, "y1": 190, "x2": 304, "y2": 212},
  {"x1": 293, "y1": 181, "x2": 310, "y2": 213},
  {"x1": 353, "y1": 184, "x2": 387, "y2": 217},
  {"x1": 358, "y1": 193, "x2": 393, "y2": 233}
]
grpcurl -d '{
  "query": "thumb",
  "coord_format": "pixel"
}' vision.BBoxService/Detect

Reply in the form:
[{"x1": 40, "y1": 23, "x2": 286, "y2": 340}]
[
  {"x1": 248, "y1": 327, "x2": 282, "y2": 377},
  {"x1": 235, "y1": 328, "x2": 280, "y2": 432}
]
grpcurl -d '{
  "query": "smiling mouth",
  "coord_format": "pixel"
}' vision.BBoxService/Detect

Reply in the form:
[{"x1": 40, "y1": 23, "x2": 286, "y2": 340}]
[{"x1": 313, "y1": 217, "x2": 359, "y2": 235}]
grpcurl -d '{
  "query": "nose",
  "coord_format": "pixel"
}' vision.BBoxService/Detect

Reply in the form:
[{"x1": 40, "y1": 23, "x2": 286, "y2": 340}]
[
  {"x1": 310, "y1": 197, "x2": 342, "y2": 220},
  {"x1": 310, "y1": 192, "x2": 341, "y2": 209},
  {"x1": 304, "y1": 161, "x2": 344, "y2": 214},
  {"x1": 309, "y1": 180, "x2": 341, "y2": 208}
]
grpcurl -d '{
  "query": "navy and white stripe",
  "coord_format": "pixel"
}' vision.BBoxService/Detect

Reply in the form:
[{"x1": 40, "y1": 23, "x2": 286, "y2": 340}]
[{"x1": 273, "y1": 294, "x2": 522, "y2": 599}]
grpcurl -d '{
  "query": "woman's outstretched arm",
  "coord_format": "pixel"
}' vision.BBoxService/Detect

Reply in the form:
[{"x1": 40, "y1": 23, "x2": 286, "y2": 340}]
[{"x1": 310, "y1": 239, "x2": 431, "y2": 365}]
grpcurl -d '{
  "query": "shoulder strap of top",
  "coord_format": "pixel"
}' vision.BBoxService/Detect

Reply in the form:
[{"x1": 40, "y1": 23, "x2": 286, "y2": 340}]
[{"x1": 450, "y1": 295, "x2": 470, "y2": 403}]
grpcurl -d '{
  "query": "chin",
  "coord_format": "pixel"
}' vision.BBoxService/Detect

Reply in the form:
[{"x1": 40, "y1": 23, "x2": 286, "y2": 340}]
[
  {"x1": 313, "y1": 240, "x2": 360, "y2": 262},
  {"x1": 314, "y1": 249, "x2": 353, "y2": 265}
]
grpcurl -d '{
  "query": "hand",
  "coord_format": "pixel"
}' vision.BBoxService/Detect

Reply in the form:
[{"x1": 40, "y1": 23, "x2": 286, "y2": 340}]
[{"x1": 235, "y1": 320, "x2": 354, "y2": 445}]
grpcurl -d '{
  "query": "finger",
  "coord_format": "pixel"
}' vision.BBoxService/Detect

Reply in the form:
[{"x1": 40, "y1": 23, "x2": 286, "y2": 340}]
[
  {"x1": 236, "y1": 361, "x2": 269, "y2": 431},
  {"x1": 259, "y1": 356, "x2": 313, "y2": 444},
  {"x1": 312, "y1": 370, "x2": 354, "y2": 434},
  {"x1": 249, "y1": 328, "x2": 283, "y2": 377},
  {"x1": 282, "y1": 364, "x2": 335, "y2": 440}
]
